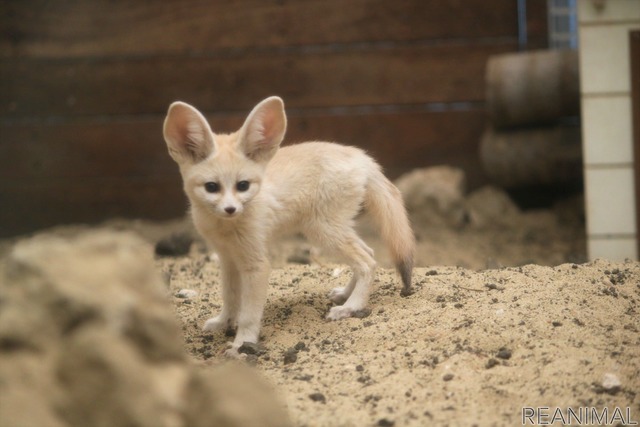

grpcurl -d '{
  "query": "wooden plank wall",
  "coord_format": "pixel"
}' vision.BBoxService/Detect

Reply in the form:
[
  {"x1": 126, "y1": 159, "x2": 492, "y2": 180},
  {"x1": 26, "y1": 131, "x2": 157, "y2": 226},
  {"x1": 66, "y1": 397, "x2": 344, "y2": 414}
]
[{"x1": 0, "y1": 0, "x2": 548, "y2": 237}]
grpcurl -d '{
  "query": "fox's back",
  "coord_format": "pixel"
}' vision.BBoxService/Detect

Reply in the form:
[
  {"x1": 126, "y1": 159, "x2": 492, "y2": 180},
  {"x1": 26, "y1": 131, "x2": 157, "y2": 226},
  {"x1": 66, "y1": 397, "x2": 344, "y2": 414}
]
[
  {"x1": 267, "y1": 142, "x2": 377, "y2": 196},
  {"x1": 263, "y1": 142, "x2": 379, "y2": 228}
]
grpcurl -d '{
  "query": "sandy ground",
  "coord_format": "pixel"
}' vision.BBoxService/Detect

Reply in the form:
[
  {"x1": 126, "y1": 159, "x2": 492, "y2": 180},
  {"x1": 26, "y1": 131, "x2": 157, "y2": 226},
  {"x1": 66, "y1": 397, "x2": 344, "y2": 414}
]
[
  {"x1": 164, "y1": 259, "x2": 639, "y2": 427},
  {"x1": 144, "y1": 199, "x2": 638, "y2": 427},
  {"x1": 3, "y1": 194, "x2": 639, "y2": 426}
]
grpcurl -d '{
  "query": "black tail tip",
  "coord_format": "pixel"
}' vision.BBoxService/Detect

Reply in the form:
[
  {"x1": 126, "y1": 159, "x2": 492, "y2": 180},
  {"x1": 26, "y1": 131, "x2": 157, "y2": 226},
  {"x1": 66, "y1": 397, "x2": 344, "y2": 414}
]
[
  {"x1": 397, "y1": 260, "x2": 413, "y2": 297},
  {"x1": 400, "y1": 286, "x2": 414, "y2": 297}
]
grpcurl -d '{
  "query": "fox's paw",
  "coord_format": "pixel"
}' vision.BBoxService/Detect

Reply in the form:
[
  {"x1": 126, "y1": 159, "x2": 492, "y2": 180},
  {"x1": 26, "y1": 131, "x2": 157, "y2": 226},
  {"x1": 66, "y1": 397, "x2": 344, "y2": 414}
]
[
  {"x1": 221, "y1": 342, "x2": 249, "y2": 360},
  {"x1": 326, "y1": 305, "x2": 355, "y2": 321},
  {"x1": 328, "y1": 287, "x2": 350, "y2": 305},
  {"x1": 224, "y1": 349, "x2": 244, "y2": 359},
  {"x1": 203, "y1": 315, "x2": 228, "y2": 333}
]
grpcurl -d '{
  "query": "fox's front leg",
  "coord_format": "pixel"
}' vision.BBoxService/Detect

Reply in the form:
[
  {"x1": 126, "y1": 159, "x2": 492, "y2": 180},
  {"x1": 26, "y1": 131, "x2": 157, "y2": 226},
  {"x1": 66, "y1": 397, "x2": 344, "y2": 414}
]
[
  {"x1": 226, "y1": 257, "x2": 270, "y2": 357},
  {"x1": 203, "y1": 256, "x2": 240, "y2": 334}
]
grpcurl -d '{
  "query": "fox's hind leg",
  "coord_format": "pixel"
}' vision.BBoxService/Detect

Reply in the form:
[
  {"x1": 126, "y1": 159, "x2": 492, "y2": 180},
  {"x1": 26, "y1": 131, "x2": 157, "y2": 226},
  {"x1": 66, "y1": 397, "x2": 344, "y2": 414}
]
[
  {"x1": 328, "y1": 276, "x2": 355, "y2": 305},
  {"x1": 328, "y1": 236, "x2": 375, "y2": 304},
  {"x1": 314, "y1": 228, "x2": 377, "y2": 320}
]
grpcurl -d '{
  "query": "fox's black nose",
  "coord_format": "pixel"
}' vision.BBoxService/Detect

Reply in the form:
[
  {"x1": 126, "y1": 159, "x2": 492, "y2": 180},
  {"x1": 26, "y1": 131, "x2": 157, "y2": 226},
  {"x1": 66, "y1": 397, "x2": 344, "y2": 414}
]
[{"x1": 224, "y1": 206, "x2": 236, "y2": 214}]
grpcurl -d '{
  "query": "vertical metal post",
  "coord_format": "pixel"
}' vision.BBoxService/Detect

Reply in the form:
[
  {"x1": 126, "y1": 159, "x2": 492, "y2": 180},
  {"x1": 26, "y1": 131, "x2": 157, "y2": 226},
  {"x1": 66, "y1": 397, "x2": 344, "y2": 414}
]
[{"x1": 517, "y1": 0, "x2": 528, "y2": 50}]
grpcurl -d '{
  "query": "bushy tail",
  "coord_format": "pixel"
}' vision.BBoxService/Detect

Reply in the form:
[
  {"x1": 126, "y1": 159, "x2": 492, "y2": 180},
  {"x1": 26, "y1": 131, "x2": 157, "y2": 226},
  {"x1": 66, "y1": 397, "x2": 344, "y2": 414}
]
[{"x1": 365, "y1": 167, "x2": 416, "y2": 296}]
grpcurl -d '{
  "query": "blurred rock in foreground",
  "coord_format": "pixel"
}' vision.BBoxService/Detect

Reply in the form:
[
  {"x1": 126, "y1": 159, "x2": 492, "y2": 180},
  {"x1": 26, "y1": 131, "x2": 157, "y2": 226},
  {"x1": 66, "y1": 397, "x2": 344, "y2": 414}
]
[{"x1": 0, "y1": 231, "x2": 290, "y2": 427}]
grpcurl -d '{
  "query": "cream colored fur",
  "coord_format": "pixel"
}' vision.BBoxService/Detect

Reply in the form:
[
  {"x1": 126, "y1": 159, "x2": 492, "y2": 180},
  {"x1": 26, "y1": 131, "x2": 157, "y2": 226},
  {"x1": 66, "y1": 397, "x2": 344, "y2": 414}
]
[{"x1": 163, "y1": 96, "x2": 415, "y2": 356}]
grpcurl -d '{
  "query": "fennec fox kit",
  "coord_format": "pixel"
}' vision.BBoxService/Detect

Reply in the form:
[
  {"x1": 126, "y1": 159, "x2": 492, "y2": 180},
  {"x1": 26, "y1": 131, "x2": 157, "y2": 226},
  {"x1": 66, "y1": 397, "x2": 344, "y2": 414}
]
[{"x1": 163, "y1": 96, "x2": 415, "y2": 356}]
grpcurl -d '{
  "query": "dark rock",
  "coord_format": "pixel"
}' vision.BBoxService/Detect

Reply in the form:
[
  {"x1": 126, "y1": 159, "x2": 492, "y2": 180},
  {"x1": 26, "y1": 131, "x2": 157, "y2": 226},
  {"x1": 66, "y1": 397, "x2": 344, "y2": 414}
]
[
  {"x1": 352, "y1": 308, "x2": 372, "y2": 319},
  {"x1": 239, "y1": 342, "x2": 265, "y2": 356},
  {"x1": 309, "y1": 392, "x2": 326, "y2": 403},
  {"x1": 154, "y1": 233, "x2": 193, "y2": 257},
  {"x1": 283, "y1": 348, "x2": 298, "y2": 365},
  {"x1": 294, "y1": 374, "x2": 314, "y2": 382},
  {"x1": 486, "y1": 358, "x2": 500, "y2": 369},
  {"x1": 496, "y1": 347, "x2": 512, "y2": 360}
]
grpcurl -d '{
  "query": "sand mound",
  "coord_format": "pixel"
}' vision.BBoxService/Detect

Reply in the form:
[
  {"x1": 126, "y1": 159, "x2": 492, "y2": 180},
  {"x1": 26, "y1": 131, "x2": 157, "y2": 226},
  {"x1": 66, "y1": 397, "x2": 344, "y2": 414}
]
[{"x1": 0, "y1": 231, "x2": 289, "y2": 427}]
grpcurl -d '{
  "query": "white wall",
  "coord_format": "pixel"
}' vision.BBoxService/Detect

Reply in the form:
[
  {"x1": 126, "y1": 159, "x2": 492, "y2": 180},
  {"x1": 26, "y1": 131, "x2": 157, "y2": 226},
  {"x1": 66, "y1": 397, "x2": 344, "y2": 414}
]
[{"x1": 578, "y1": 0, "x2": 640, "y2": 260}]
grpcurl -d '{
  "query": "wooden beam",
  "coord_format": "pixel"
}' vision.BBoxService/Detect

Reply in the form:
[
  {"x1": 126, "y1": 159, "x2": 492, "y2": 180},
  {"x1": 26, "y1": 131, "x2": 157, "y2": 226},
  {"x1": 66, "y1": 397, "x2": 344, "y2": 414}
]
[
  {"x1": 2, "y1": 44, "x2": 513, "y2": 117},
  {"x1": 0, "y1": 0, "x2": 538, "y2": 58},
  {"x1": 0, "y1": 177, "x2": 187, "y2": 238},
  {"x1": 0, "y1": 108, "x2": 488, "y2": 237}
]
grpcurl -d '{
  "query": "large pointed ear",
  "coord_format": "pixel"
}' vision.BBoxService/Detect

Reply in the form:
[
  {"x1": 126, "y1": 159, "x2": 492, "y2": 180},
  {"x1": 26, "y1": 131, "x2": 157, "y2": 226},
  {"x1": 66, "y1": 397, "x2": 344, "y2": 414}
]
[
  {"x1": 163, "y1": 102, "x2": 215, "y2": 164},
  {"x1": 237, "y1": 96, "x2": 287, "y2": 163}
]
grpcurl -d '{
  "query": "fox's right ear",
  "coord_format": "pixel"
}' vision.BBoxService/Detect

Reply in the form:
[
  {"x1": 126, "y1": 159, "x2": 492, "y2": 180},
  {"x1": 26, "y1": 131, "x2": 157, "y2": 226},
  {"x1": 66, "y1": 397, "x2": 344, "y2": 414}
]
[{"x1": 163, "y1": 102, "x2": 215, "y2": 164}]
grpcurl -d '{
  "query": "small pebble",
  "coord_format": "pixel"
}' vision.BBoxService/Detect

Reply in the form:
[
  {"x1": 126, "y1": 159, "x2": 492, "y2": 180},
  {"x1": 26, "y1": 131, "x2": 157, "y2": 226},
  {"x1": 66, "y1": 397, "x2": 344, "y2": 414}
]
[
  {"x1": 443, "y1": 373, "x2": 454, "y2": 381},
  {"x1": 309, "y1": 392, "x2": 326, "y2": 403},
  {"x1": 496, "y1": 347, "x2": 512, "y2": 360},
  {"x1": 283, "y1": 348, "x2": 298, "y2": 365},
  {"x1": 601, "y1": 373, "x2": 622, "y2": 394},
  {"x1": 485, "y1": 358, "x2": 499, "y2": 369},
  {"x1": 176, "y1": 289, "x2": 198, "y2": 299}
]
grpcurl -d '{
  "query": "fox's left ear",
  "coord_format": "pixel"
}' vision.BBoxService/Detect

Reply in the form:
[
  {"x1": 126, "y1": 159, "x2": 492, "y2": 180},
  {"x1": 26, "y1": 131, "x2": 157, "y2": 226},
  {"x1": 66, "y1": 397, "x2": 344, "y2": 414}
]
[{"x1": 238, "y1": 96, "x2": 287, "y2": 163}]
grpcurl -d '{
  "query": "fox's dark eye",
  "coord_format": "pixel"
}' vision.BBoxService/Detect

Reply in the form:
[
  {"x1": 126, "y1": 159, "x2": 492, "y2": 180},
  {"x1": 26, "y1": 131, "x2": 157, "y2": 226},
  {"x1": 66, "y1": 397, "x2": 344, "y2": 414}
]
[
  {"x1": 204, "y1": 182, "x2": 220, "y2": 193},
  {"x1": 236, "y1": 181, "x2": 250, "y2": 192}
]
